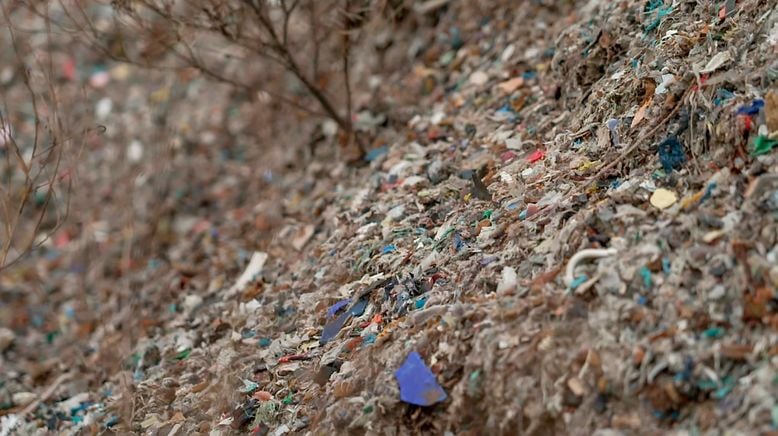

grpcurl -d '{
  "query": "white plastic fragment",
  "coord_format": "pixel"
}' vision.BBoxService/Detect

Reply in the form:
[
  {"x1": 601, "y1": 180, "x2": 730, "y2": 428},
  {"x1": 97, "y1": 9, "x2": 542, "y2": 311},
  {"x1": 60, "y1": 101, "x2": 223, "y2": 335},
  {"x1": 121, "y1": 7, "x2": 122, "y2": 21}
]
[
  {"x1": 496, "y1": 267, "x2": 518, "y2": 294},
  {"x1": 57, "y1": 392, "x2": 90, "y2": 413},
  {"x1": 182, "y1": 294, "x2": 203, "y2": 314},
  {"x1": 564, "y1": 248, "x2": 618, "y2": 287},
  {"x1": 655, "y1": 74, "x2": 675, "y2": 94},
  {"x1": 698, "y1": 51, "x2": 731, "y2": 73},
  {"x1": 127, "y1": 140, "x2": 144, "y2": 162},
  {"x1": 225, "y1": 252, "x2": 268, "y2": 297},
  {"x1": 95, "y1": 97, "x2": 112, "y2": 120}
]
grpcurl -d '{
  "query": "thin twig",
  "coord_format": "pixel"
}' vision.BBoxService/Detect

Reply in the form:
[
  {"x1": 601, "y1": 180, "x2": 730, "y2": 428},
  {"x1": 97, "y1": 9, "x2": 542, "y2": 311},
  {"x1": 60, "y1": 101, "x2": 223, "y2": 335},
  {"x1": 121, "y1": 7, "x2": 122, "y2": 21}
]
[
  {"x1": 20, "y1": 372, "x2": 74, "y2": 416},
  {"x1": 584, "y1": 86, "x2": 692, "y2": 188}
]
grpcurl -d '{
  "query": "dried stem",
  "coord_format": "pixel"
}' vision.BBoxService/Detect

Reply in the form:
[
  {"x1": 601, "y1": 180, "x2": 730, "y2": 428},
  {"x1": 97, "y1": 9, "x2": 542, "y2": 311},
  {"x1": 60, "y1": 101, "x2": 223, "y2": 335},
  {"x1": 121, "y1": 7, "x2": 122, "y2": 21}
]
[{"x1": 0, "y1": 1, "x2": 77, "y2": 271}]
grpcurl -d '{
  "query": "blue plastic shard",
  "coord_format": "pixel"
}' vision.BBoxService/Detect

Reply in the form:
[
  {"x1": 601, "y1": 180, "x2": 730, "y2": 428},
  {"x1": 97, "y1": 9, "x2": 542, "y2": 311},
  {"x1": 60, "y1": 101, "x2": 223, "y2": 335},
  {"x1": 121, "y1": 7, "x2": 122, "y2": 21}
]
[
  {"x1": 701, "y1": 182, "x2": 716, "y2": 202},
  {"x1": 395, "y1": 352, "x2": 447, "y2": 406},
  {"x1": 320, "y1": 298, "x2": 369, "y2": 345},
  {"x1": 350, "y1": 298, "x2": 368, "y2": 317},
  {"x1": 364, "y1": 146, "x2": 389, "y2": 162},
  {"x1": 327, "y1": 299, "x2": 350, "y2": 318},
  {"x1": 570, "y1": 275, "x2": 588, "y2": 290},
  {"x1": 452, "y1": 232, "x2": 463, "y2": 251},
  {"x1": 320, "y1": 311, "x2": 350, "y2": 345},
  {"x1": 736, "y1": 99, "x2": 764, "y2": 116}
]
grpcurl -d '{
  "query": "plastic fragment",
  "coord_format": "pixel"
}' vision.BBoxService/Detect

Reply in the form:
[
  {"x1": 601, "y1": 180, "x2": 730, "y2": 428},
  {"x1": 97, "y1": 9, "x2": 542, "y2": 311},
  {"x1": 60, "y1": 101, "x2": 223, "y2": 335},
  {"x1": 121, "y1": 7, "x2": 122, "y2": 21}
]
[
  {"x1": 655, "y1": 75, "x2": 675, "y2": 94},
  {"x1": 382, "y1": 244, "x2": 396, "y2": 254},
  {"x1": 496, "y1": 266, "x2": 518, "y2": 294},
  {"x1": 104, "y1": 416, "x2": 119, "y2": 428},
  {"x1": 644, "y1": 3, "x2": 673, "y2": 33},
  {"x1": 662, "y1": 257, "x2": 671, "y2": 274},
  {"x1": 364, "y1": 146, "x2": 389, "y2": 162},
  {"x1": 736, "y1": 99, "x2": 764, "y2": 116},
  {"x1": 713, "y1": 88, "x2": 735, "y2": 105},
  {"x1": 713, "y1": 379, "x2": 735, "y2": 399},
  {"x1": 452, "y1": 232, "x2": 463, "y2": 251},
  {"x1": 698, "y1": 51, "x2": 730, "y2": 74},
  {"x1": 657, "y1": 136, "x2": 685, "y2": 172},
  {"x1": 320, "y1": 298, "x2": 369, "y2": 345},
  {"x1": 518, "y1": 204, "x2": 539, "y2": 220},
  {"x1": 327, "y1": 299, "x2": 350, "y2": 317},
  {"x1": 752, "y1": 135, "x2": 778, "y2": 156},
  {"x1": 702, "y1": 327, "x2": 724, "y2": 338},
  {"x1": 639, "y1": 266, "x2": 652, "y2": 288},
  {"x1": 89, "y1": 68, "x2": 110, "y2": 88},
  {"x1": 650, "y1": 188, "x2": 677, "y2": 209},
  {"x1": 564, "y1": 248, "x2": 617, "y2": 287},
  {"x1": 570, "y1": 275, "x2": 588, "y2": 290},
  {"x1": 493, "y1": 105, "x2": 516, "y2": 122},
  {"x1": 226, "y1": 252, "x2": 268, "y2": 297},
  {"x1": 527, "y1": 149, "x2": 545, "y2": 163},
  {"x1": 320, "y1": 312, "x2": 351, "y2": 345},
  {"x1": 394, "y1": 352, "x2": 447, "y2": 406},
  {"x1": 606, "y1": 118, "x2": 620, "y2": 145},
  {"x1": 240, "y1": 379, "x2": 259, "y2": 393}
]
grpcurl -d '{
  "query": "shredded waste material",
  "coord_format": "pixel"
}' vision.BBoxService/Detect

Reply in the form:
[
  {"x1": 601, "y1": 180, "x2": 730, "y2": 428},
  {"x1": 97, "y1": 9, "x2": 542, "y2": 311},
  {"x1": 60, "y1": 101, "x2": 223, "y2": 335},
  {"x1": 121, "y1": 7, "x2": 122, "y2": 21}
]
[{"x1": 2, "y1": 0, "x2": 778, "y2": 434}]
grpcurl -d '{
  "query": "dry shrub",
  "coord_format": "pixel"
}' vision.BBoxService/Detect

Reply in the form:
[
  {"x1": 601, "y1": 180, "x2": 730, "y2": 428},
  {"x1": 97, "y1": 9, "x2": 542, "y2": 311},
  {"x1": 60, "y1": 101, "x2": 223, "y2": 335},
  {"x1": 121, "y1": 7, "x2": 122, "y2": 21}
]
[
  {"x1": 49, "y1": 0, "x2": 395, "y2": 144},
  {"x1": 0, "y1": 2, "x2": 88, "y2": 271}
]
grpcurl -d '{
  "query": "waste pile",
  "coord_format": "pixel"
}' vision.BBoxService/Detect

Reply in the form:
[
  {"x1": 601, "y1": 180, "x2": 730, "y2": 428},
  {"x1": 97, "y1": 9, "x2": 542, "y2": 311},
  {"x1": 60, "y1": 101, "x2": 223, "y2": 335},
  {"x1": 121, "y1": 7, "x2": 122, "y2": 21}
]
[{"x1": 2, "y1": 0, "x2": 778, "y2": 434}]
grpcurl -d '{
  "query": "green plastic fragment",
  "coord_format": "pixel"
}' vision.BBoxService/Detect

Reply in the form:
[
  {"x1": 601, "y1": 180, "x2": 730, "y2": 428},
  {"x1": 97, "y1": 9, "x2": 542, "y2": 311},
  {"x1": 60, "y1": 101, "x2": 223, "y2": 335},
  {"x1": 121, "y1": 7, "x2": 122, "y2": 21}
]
[
  {"x1": 752, "y1": 135, "x2": 778, "y2": 156},
  {"x1": 696, "y1": 379, "x2": 718, "y2": 390},
  {"x1": 702, "y1": 327, "x2": 724, "y2": 338},
  {"x1": 46, "y1": 330, "x2": 60, "y2": 344},
  {"x1": 282, "y1": 393, "x2": 294, "y2": 405},
  {"x1": 639, "y1": 266, "x2": 652, "y2": 289},
  {"x1": 712, "y1": 376, "x2": 736, "y2": 399},
  {"x1": 240, "y1": 379, "x2": 259, "y2": 393},
  {"x1": 173, "y1": 348, "x2": 191, "y2": 360}
]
